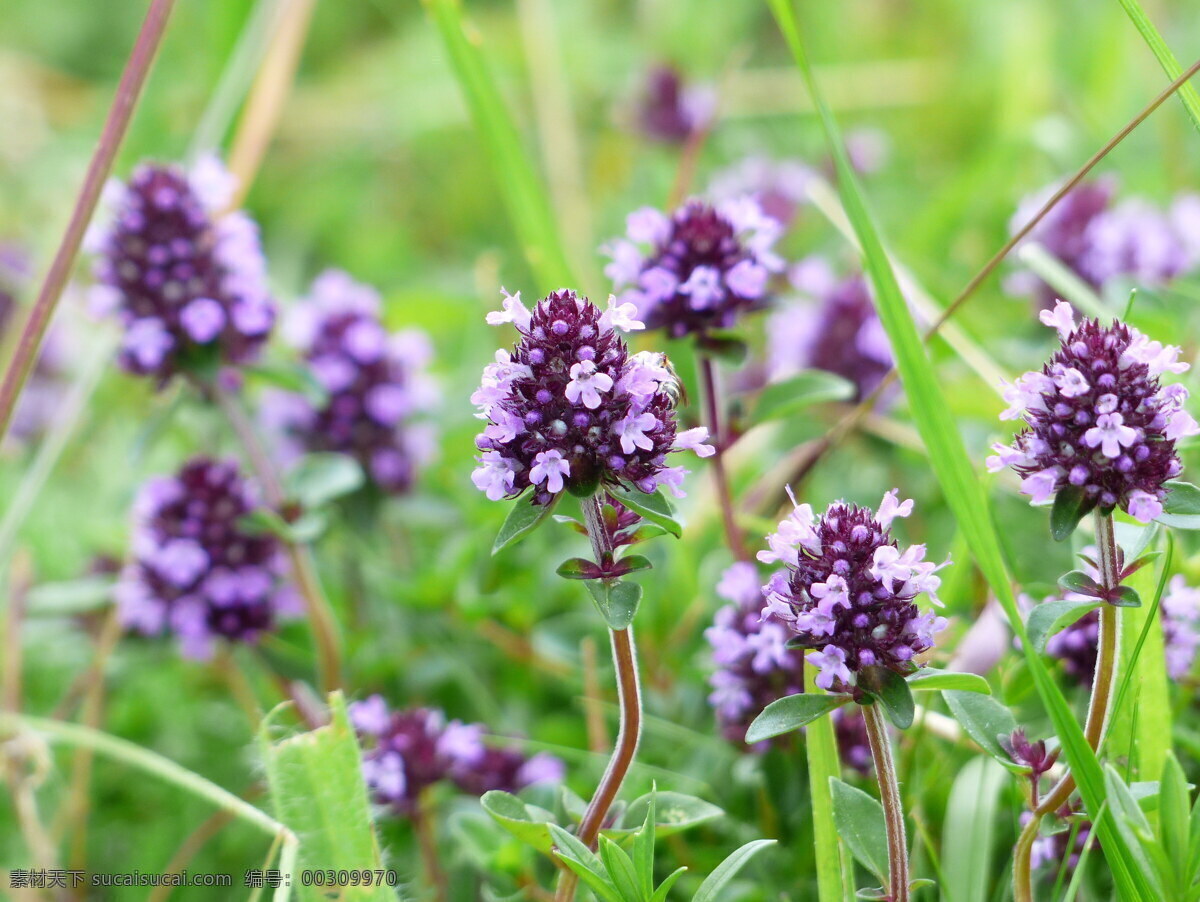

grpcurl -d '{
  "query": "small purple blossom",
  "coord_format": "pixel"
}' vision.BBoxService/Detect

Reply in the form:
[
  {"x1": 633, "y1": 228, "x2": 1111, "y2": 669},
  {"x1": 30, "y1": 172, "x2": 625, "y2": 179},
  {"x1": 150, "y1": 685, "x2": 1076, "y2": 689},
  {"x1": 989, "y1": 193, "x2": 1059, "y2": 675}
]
[
  {"x1": 1162, "y1": 575, "x2": 1200, "y2": 679},
  {"x1": 603, "y1": 199, "x2": 784, "y2": 338},
  {"x1": 265, "y1": 270, "x2": 437, "y2": 495},
  {"x1": 88, "y1": 156, "x2": 275, "y2": 383},
  {"x1": 348, "y1": 695, "x2": 562, "y2": 816},
  {"x1": 708, "y1": 156, "x2": 816, "y2": 228},
  {"x1": 472, "y1": 289, "x2": 707, "y2": 505},
  {"x1": 759, "y1": 489, "x2": 949, "y2": 692},
  {"x1": 989, "y1": 301, "x2": 1195, "y2": 523},
  {"x1": 635, "y1": 65, "x2": 714, "y2": 144},
  {"x1": 832, "y1": 707, "x2": 873, "y2": 776},
  {"x1": 114, "y1": 457, "x2": 298, "y2": 659}
]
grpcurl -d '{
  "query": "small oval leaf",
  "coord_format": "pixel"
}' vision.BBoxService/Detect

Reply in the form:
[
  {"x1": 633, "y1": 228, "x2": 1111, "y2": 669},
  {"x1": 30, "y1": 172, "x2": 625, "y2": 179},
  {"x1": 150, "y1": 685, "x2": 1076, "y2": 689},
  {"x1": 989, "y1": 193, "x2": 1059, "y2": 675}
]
[
  {"x1": 1027, "y1": 598, "x2": 1103, "y2": 653},
  {"x1": 585, "y1": 580, "x2": 643, "y2": 630},
  {"x1": 830, "y1": 778, "x2": 889, "y2": 884},
  {"x1": 906, "y1": 668, "x2": 992, "y2": 694},
  {"x1": 493, "y1": 493, "x2": 559, "y2": 555},
  {"x1": 745, "y1": 692, "x2": 852, "y2": 743},
  {"x1": 607, "y1": 486, "x2": 683, "y2": 538},
  {"x1": 750, "y1": 370, "x2": 856, "y2": 426},
  {"x1": 859, "y1": 665, "x2": 916, "y2": 730}
]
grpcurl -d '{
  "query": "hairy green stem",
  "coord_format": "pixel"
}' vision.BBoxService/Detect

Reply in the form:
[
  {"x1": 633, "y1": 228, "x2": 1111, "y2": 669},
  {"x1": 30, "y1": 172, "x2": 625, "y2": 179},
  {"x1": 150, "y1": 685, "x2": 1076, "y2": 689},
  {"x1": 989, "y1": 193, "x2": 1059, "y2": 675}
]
[{"x1": 864, "y1": 702, "x2": 908, "y2": 902}]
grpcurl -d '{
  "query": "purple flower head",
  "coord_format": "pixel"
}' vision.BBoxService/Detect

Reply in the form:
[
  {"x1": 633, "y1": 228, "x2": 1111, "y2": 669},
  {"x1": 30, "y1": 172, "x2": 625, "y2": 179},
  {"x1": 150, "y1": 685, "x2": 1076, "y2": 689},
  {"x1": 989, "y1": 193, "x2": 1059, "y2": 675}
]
[
  {"x1": 759, "y1": 489, "x2": 949, "y2": 692},
  {"x1": 708, "y1": 156, "x2": 816, "y2": 228},
  {"x1": 603, "y1": 199, "x2": 784, "y2": 339},
  {"x1": 472, "y1": 288, "x2": 712, "y2": 506},
  {"x1": 349, "y1": 696, "x2": 562, "y2": 817},
  {"x1": 988, "y1": 301, "x2": 1196, "y2": 523},
  {"x1": 266, "y1": 270, "x2": 437, "y2": 495},
  {"x1": 1162, "y1": 575, "x2": 1200, "y2": 679},
  {"x1": 705, "y1": 562, "x2": 805, "y2": 745},
  {"x1": 769, "y1": 260, "x2": 892, "y2": 401},
  {"x1": 114, "y1": 457, "x2": 297, "y2": 659},
  {"x1": 87, "y1": 155, "x2": 274, "y2": 383},
  {"x1": 636, "y1": 65, "x2": 714, "y2": 144}
]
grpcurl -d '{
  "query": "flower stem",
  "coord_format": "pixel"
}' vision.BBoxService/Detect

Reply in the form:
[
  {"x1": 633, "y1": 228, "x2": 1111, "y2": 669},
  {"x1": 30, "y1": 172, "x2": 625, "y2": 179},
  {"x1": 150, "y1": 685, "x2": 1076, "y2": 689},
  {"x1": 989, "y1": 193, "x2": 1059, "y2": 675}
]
[
  {"x1": 0, "y1": 0, "x2": 176, "y2": 446},
  {"x1": 1012, "y1": 510, "x2": 1122, "y2": 901},
  {"x1": 697, "y1": 354, "x2": 749, "y2": 560},
  {"x1": 556, "y1": 496, "x2": 644, "y2": 902},
  {"x1": 413, "y1": 790, "x2": 449, "y2": 902},
  {"x1": 863, "y1": 702, "x2": 908, "y2": 902}
]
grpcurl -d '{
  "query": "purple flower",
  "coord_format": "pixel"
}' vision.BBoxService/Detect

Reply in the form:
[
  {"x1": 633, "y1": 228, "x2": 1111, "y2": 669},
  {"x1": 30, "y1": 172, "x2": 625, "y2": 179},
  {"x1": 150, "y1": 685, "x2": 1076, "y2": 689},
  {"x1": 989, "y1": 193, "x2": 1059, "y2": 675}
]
[
  {"x1": 759, "y1": 489, "x2": 949, "y2": 692},
  {"x1": 1162, "y1": 575, "x2": 1200, "y2": 679},
  {"x1": 87, "y1": 155, "x2": 274, "y2": 383},
  {"x1": 988, "y1": 301, "x2": 1195, "y2": 523},
  {"x1": 348, "y1": 695, "x2": 562, "y2": 817},
  {"x1": 265, "y1": 270, "x2": 437, "y2": 495},
  {"x1": 635, "y1": 65, "x2": 714, "y2": 144},
  {"x1": 114, "y1": 457, "x2": 298, "y2": 659},
  {"x1": 603, "y1": 199, "x2": 784, "y2": 338},
  {"x1": 471, "y1": 289, "x2": 709, "y2": 505},
  {"x1": 832, "y1": 707, "x2": 873, "y2": 776},
  {"x1": 708, "y1": 156, "x2": 816, "y2": 228}
]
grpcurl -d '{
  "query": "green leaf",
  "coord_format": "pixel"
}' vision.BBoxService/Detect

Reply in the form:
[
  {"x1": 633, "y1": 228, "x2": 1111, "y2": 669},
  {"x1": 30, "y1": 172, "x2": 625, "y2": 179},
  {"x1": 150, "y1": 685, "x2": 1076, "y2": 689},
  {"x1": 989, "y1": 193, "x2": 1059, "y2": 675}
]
[
  {"x1": 744, "y1": 692, "x2": 853, "y2": 743},
  {"x1": 1051, "y1": 485, "x2": 1095, "y2": 542},
  {"x1": 803, "y1": 670, "x2": 854, "y2": 902},
  {"x1": 616, "y1": 791, "x2": 723, "y2": 837},
  {"x1": 1027, "y1": 598, "x2": 1103, "y2": 653},
  {"x1": 556, "y1": 557, "x2": 603, "y2": 580},
  {"x1": 829, "y1": 778, "x2": 889, "y2": 884},
  {"x1": 859, "y1": 666, "x2": 915, "y2": 730},
  {"x1": 612, "y1": 553, "x2": 653, "y2": 576},
  {"x1": 1104, "y1": 766, "x2": 1162, "y2": 891},
  {"x1": 765, "y1": 4, "x2": 1157, "y2": 893},
  {"x1": 25, "y1": 576, "x2": 113, "y2": 616},
  {"x1": 942, "y1": 690, "x2": 1019, "y2": 769},
  {"x1": 258, "y1": 692, "x2": 392, "y2": 900},
  {"x1": 421, "y1": 0, "x2": 573, "y2": 289},
  {"x1": 286, "y1": 511, "x2": 330, "y2": 544},
  {"x1": 1157, "y1": 481, "x2": 1200, "y2": 529},
  {"x1": 1058, "y1": 569, "x2": 1103, "y2": 595},
  {"x1": 691, "y1": 839, "x2": 777, "y2": 902},
  {"x1": 649, "y1": 868, "x2": 687, "y2": 902},
  {"x1": 549, "y1": 824, "x2": 621, "y2": 902},
  {"x1": 607, "y1": 486, "x2": 683, "y2": 538},
  {"x1": 1159, "y1": 754, "x2": 1190, "y2": 885},
  {"x1": 750, "y1": 370, "x2": 855, "y2": 427},
  {"x1": 598, "y1": 835, "x2": 641, "y2": 902},
  {"x1": 584, "y1": 580, "x2": 643, "y2": 630},
  {"x1": 1116, "y1": 0, "x2": 1200, "y2": 135},
  {"x1": 285, "y1": 453, "x2": 365, "y2": 510},
  {"x1": 633, "y1": 794, "x2": 655, "y2": 898},
  {"x1": 492, "y1": 493, "x2": 559, "y2": 555},
  {"x1": 905, "y1": 668, "x2": 991, "y2": 695},
  {"x1": 245, "y1": 361, "x2": 328, "y2": 406},
  {"x1": 1110, "y1": 585, "x2": 1143, "y2": 608},
  {"x1": 696, "y1": 332, "x2": 749, "y2": 365},
  {"x1": 481, "y1": 790, "x2": 557, "y2": 854},
  {"x1": 942, "y1": 758, "x2": 1008, "y2": 902}
]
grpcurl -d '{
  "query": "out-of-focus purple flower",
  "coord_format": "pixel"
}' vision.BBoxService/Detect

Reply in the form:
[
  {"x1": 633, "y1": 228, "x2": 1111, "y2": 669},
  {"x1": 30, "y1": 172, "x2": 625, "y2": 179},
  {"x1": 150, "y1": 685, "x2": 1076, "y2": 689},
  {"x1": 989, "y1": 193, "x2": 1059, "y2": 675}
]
[
  {"x1": 1006, "y1": 178, "x2": 1198, "y2": 306},
  {"x1": 1045, "y1": 605, "x2": 1101, "y2": 685},
  {"x1": 767, "y1": 259, "x2": 892, "y2": 401},
  {"x1": 472, "y1": 289, "x2": 711, "y2": 506},
  {"x1": 114, "y1": 457, "x2": 298, "y2": 659},
  {"x1": 349, "y1": 695, "x2": 562, "y2": 816},
  {"x1": 832, "y1": 706, "x2": 873, "y2": 776},
  {"x1": 265, "y1": 270, "x2": 437, "y2": 495},
  {"x1": 759, "y1": 489, "x2": 949, "y2": 692},
  {"x1": 988, "y1": 301, "x2": 1195, "y2": 524},
  {"x1": 1162, "y1": 575, "x2": 1200, "y2": 679},
  {"x1": 708, "y1": 157, "x2": 816, "y2": 228},
  {"x1": 705, "y1": 562, "x2": 805, "y2": 745},
  {"x1": 603, "y1": 199, "x2": 784, "y2": 339},
  {"x1": 635, "y1": 65, "x2": 714, "y2": 144},
  {"x1": 87, "y1": 155, "x2": 274, "y2": 384}
]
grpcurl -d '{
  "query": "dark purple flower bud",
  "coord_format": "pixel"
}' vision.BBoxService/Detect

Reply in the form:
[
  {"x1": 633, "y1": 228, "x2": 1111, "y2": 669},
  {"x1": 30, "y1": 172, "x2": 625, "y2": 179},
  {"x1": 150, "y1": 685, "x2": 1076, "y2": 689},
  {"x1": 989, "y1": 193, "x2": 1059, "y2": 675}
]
[
  {"x1": 264, "y1": 270, "x2": 437, "y2": 495},
  {"x1": 635, "y1": 65, "x2": 714, "y2": 144},
  {"x1": 603, "y1": 200, "x2": 784, "y2": 339},
  {"x1": 759, "y1": 489, "x2": 949, "y2": 692},
  {"x1": 87, "y1": 155, "x2": 274, "y2": 383},
  {"x1": 988, "y1": 301, "x2": 1196, "y2": 523},
  {"x1": 471, "y1": 289, "x2": 713, "y2": 506},
  {"x1": 114, "y1": 457, "x2": 299, "y2": 659},
  {"x1": 1001, "y1": 729, "x2": 1057, "y2": 777}
]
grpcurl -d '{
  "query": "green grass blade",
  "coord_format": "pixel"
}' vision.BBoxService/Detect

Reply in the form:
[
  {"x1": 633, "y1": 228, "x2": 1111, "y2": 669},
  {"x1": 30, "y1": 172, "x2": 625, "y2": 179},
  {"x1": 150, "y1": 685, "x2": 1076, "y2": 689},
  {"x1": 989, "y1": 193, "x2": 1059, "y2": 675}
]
[
  {"x1": 942, "y1": 757, "x2": 1008, "y2": 902},
  {"x1": 764, "y1": 2, "x2": 1156, "y2": 896},
  {"x1": 804, "y1": 670, "x2": 854, "y2": 902},
  {"x1": 423, "y1": 0, "x2": 575, "y2": 290},
  {"x1": 1116, "y1": 0, "x2": 1200, "y2": 134}
]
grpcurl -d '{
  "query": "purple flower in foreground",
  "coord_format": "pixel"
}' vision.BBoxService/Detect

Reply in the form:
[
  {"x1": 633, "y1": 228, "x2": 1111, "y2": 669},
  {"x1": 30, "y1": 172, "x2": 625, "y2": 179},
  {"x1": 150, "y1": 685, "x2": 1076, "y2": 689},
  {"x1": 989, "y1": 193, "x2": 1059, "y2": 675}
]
[
  {"x1": 349, "y1": 695, "x2": 561, "y2": 816},
  {"x1": 87, "y1": 155, "x2": 274, "y2": 383},
  {"x1": 759, "y1": 489, "x2": 949, "y2": 692},
  {"x1": 471, "y1": 288, "x2": 712, "y2": 506},
  {"x1": 265, "y1": 270, "x2": 438, "y2": 495},
  {"x1": 705, "y1": 562, "x2": 805, "y2": 744},
  {"x1": 635, "y1": 65, "x2": 714, "y2": 144},
  {"x1": 603, "y1": 199, "x2": 784, "y2": 338},
  {"x1": 988, "y1": 301, "x2": 1196, "y2": 523},
  {"x1": 115, "y1": 457, "x2": 299, "y2": 659}
]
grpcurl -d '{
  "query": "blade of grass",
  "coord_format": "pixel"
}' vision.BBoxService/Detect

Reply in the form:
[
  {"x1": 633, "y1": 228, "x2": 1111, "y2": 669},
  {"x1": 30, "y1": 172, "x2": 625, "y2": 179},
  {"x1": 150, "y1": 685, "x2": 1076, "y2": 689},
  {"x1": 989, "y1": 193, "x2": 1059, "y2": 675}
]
[
  {"x1": 422, "y1": 0, "x2": 574, "y2": 291},
  {"x1": 764, "y1": 2, "x2": 1156, "y2": 896},
  {"x1": 1116, "y1": 0, "x2": 1200, "y2": 134},
  {"x1": 804, "y1": 670, "x2": 853, "y2": 902}
]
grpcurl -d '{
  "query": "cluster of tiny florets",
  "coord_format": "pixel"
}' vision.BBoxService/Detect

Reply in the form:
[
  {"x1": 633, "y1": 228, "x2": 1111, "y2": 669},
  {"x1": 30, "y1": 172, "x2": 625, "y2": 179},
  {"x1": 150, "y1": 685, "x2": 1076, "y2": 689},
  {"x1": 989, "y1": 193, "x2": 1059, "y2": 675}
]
[
  {"x1": 115, "y1": 457, "x2": 299, "y2": 659},
  {"x1": 635, "y1": 65, "x2": 714, "y2": 144},
  {"x1": 603, "y1": 199, "x2": 784, "y2": 338},
  {"x1": 759, "y1": 490, "x2": 948, "y2": 691},
  {"x1": 768, "y1": 258, "x2": 892, "y2": 401},
  {"x1": 471, "y1": 289, "x2": 713, "y2": 506},
  {"x1": 348, "y1": 695, "x2": 562, "y2": 816},
  {"x1": 988, "y1": 300, "x2": 1196, "y2": 523},
  {"x1": 1006, "y1": 178, "x2": 1200, "y2": 307},
  {"x1": 87, "y1": 155, "x2": 275, "y2": 383},
  {"x1": 264, "y1": 270, "x2": 437, "y2": 495}
]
